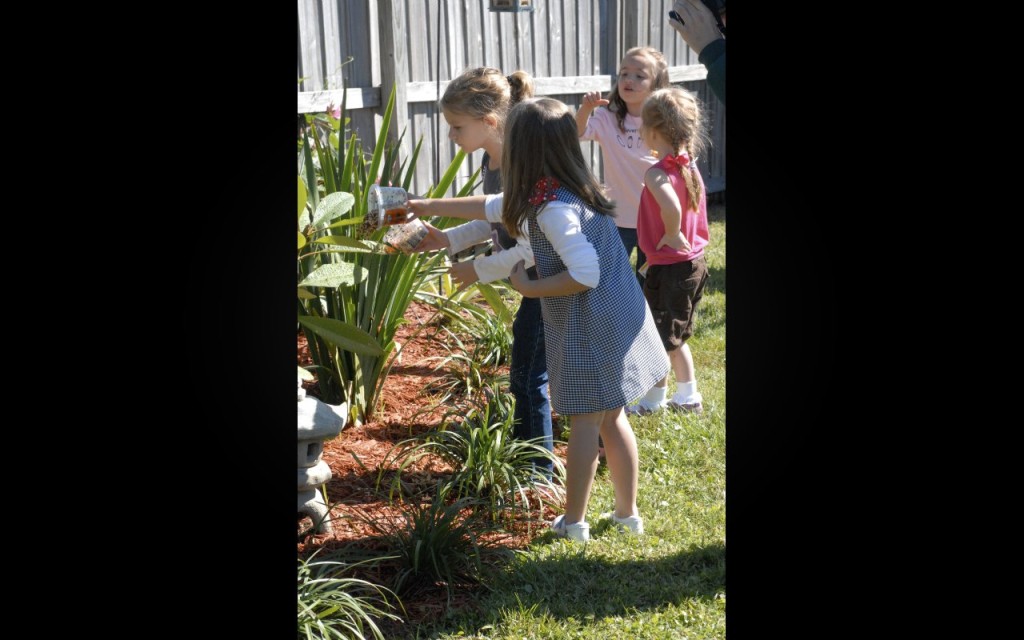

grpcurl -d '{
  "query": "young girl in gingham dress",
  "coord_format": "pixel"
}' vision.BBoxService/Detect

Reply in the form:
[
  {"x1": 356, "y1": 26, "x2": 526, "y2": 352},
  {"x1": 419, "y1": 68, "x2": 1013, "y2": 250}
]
[
  {"x1": 503, "y1": 98, "x2": 669, "y2": 541},
  {"x1": 526, "y1": 186, "x2": 666, "y2": 414}
]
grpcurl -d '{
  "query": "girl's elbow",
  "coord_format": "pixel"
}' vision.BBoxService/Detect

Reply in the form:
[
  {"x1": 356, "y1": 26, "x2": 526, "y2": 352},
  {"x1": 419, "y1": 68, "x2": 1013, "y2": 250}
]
[{"x1": 571, "y1": 274, "x2": 598, "y2": 290}]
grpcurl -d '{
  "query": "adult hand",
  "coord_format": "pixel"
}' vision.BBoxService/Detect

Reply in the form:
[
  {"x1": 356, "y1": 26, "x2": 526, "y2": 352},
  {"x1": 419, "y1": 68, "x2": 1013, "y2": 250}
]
[
  {"x1": 402, "y1": 221, "x2": 449, "y2": 253},
  {"x1": 668, "y1": 0, "x2": 722, "y2": 55}
]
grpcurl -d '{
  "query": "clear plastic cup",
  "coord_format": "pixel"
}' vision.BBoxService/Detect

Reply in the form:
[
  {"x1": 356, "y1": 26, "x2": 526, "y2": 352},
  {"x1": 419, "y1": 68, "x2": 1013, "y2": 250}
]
[
  {"x1": 368, "y1": 185, "x2": 413, "y2": 228},
  {"x1": 381, "y1": 217, "x2": 429, "y2": 254}
]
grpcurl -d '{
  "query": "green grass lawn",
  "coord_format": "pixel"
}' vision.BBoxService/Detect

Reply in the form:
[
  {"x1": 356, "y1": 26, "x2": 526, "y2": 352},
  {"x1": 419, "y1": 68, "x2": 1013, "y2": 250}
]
[{"x1": 421, "y1": 203, "x2": 727, "y2": 639}]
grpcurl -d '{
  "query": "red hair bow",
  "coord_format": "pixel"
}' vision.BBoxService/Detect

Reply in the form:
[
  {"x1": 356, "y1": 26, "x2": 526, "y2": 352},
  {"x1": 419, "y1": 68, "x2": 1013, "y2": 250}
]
[{"x1": 528, "y1": 177, "x2": 561, "y2": 206}]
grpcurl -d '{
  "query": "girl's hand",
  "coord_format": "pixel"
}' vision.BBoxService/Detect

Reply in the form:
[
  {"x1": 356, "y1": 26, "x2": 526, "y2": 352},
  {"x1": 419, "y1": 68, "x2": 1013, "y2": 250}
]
[
  {"x1": 450, "y1": 260, "x2": 479, "y2": 286},
  {"x1": 509, "y1": 259, "x2": 531, "y2": 296},
  {"x1": 656, "y1": 230, "x2": 691, "y2": 252},
  {"x1": 580, "y1": 91, "x2": 610, "y2": 111},
  {"x1": 407, "y1": 198, "x2": 430, "y2": 218},
  {"x1": 403, "y1": 222, "x2": 449, "y2": 253}
]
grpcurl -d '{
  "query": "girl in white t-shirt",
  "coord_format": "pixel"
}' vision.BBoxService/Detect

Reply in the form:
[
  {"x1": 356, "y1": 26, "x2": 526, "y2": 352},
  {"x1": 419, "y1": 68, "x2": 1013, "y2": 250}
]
[{"x1": 576, "y1": 46, "x2": 671, "y2": 284}]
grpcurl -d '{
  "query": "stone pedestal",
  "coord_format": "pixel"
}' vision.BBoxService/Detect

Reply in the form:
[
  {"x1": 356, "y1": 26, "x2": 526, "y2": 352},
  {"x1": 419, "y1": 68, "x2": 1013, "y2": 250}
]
[{"x1": 297, "y1": 377, "x2": 347, "y2": 533}]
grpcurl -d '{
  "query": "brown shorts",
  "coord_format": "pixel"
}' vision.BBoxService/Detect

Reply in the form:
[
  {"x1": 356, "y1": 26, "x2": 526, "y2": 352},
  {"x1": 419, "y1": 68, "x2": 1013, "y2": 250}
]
[{"x1": 642, "y1": 255, "x2": 708, "y2": 350}]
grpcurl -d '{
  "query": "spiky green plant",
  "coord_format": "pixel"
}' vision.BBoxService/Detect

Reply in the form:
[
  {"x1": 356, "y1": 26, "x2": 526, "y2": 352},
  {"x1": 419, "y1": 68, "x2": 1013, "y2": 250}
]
[
  {"x1": 345, "y1": 483, "x2": 509, "y2": 603},
  {"x1": 383, "y1": 388, "x2": 564, "y2": 521},
  {"x1": 422, "y1": 328, "x2": 507, "y2": 404},
  {"x1": 297, "y1": 80, "x2": 480, "y2": 424},
  {"x1": 418, "y1": 283, "x2": 515, "y2": 370},
  {"x1": 297, "y1": 551, "x2": 404, "y2": 640}
]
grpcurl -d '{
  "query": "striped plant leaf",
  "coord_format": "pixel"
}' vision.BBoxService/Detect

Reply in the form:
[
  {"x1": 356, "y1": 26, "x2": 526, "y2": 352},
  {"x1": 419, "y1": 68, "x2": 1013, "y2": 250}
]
[{"x1": 299, "y1": 263, "x2": 368, "y2": 289}]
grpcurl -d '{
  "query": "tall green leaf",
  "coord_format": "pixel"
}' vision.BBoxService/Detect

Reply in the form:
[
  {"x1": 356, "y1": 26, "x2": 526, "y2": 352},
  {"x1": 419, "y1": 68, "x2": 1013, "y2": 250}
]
[
  {"x1": 474, "y1": 283, "x2": 514, "y2": 326},
  {"x1": 298, "y1": 75, "x2": 472, "y2": 422},
  {"x1": 298, "y1": 316, "x2": 384, "y2": 357}
]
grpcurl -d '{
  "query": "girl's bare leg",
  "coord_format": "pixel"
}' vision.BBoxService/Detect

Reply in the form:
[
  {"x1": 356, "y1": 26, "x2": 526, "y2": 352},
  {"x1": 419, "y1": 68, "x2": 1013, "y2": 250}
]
[
  {"x1": 562, "y1": 410, "x2": 603, "y2": 523},
  {"x1": 599, "y1": 407, "x2": 640, "y2": 518}
]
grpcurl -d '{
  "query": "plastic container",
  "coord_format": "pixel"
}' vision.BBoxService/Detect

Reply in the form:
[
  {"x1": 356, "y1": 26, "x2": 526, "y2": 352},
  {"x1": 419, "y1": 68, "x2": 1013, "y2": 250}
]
[
  {"x1": 381, "y1": 217, "x2": 429, "y2": 253},
  {"x1": 368, "y1": 185, "x2": 413, "y2": 227}
]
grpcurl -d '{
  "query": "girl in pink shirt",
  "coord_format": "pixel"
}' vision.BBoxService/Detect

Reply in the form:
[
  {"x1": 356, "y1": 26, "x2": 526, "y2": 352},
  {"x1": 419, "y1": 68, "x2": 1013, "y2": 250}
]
[
  {"x1": 575, "y1": 46, "x2": 671, "y2": 284},
  {"x1": 630, "y1": 86, "x2": 711, "y2": 415}
]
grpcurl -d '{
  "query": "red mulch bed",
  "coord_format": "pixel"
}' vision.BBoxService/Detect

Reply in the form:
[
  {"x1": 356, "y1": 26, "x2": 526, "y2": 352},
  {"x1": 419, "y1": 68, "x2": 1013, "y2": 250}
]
[{"x1": 298, "y1": 301, "x2": 567, "y2": 628}]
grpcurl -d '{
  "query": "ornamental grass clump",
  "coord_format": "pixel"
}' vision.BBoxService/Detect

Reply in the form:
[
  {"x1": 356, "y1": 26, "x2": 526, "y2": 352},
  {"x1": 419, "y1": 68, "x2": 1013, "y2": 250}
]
[{"x1": 297, "y1": 551, "x2": 404, "y2": 640}]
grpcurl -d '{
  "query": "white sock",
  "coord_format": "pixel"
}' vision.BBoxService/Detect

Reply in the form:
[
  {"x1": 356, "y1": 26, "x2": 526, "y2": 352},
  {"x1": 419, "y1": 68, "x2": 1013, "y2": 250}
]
[
  {"x1": 672, "y1": 380, "x2": 700, "y2": 404},
  {"x1": 642, "y1": 385, "x2": 667, "y2": 407}
]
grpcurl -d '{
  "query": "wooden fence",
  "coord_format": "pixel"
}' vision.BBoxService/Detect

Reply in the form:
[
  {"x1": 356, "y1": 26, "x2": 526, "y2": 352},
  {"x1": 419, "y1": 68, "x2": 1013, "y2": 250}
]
[{"x1": 298, "y1": 0, "x2": 724, "y2": 197}]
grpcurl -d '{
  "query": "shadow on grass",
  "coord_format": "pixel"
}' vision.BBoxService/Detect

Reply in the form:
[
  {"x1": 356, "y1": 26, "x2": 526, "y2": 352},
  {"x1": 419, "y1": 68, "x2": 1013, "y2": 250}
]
[{"x1": 474, "y1": 541, "x2": 725, "y2": 622}]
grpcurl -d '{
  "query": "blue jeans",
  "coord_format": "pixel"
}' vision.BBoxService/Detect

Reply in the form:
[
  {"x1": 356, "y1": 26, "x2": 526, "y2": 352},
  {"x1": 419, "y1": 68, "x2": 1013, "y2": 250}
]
[
  {"x1": 617, "y1": 226, "x2": 647, "y2": 287},
  {"x1": 509, "y1": 296, "x2": 553, "y2": 476}
]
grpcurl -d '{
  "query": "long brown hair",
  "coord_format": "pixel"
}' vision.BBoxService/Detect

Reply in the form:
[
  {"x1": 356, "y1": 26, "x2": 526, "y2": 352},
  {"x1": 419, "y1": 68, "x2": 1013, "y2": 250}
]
[{"x1": 501, "y1": 98, "x2": 615, "y2": 237}]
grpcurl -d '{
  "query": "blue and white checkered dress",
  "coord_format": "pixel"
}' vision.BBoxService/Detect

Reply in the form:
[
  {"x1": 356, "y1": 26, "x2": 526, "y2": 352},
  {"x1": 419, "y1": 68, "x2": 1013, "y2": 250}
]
[{"x1": 528, "y1": 188, "x2": 670, "y2": 414}]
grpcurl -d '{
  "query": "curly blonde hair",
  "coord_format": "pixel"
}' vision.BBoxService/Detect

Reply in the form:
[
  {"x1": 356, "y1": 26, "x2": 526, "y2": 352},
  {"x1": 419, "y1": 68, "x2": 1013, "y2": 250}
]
[{"x1": 641, "y1": 87, "x2": 709, "y2": 212}]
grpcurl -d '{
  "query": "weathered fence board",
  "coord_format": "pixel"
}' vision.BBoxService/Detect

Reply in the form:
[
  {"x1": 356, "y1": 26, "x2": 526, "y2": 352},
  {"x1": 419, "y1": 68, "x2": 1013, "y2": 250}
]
[{"x1": 298, "y1": 0, "x2": 725, "y2": 197}]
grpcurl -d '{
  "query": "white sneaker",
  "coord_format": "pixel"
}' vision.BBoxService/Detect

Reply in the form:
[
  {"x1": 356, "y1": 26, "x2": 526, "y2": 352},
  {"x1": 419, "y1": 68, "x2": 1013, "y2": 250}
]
[
  {"x1": 551, "y1": 515, "x2": 590, "y2": 542},
  {"x1": 668, "y1": 392, "x2": 703, "y2": 414},
  {"x1": 601, "y1": 511, "x2": 644, "y2": 534},
  {"x1": 625, "y1": 400, "x2": 667, "y2": 416}
]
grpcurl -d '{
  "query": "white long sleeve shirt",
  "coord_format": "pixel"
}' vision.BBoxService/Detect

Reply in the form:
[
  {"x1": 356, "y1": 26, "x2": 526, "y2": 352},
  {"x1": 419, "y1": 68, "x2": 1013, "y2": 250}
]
[{"x1": 473, "y1": 193, "x2": 600, "y2": 288}]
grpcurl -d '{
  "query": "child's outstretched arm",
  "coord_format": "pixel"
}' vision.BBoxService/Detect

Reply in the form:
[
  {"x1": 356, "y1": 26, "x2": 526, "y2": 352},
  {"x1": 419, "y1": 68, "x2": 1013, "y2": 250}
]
[
  {"x1": 402, "y1": 221, "x2": 450, "y2": 253},
  {"x1": 576, "y1": 91, "x2": 610, "y2": 137},
  {"x1": 454, "y1": 242, "x2": 535, "y2": 287},
  {"x1": 474, "y1": 241, "x2": 535, "y2": 283},
  {"x1": 400, "y1": 219, "x2": 491, "y2": 254},
  {"x1": 408, "y1": 194, "x2": 489, "y2": 221},
  {"x1": 645, "y1": 166, "x2": 692, "y2": 252}
]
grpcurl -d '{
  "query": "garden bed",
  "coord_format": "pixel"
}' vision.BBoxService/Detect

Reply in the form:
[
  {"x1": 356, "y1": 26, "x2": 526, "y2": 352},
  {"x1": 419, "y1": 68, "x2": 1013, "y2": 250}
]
[{"x1": 298, "y1": 300, "x2": 566, "y2": 625}]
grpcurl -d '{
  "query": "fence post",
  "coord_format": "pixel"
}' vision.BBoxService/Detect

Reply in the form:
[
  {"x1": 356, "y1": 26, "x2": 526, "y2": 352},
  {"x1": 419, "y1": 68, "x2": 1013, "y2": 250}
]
[
  {"x1": 622, "y1": 0, "x2": 639, "y2": 51},
  {"x1": 601, "y1": 0, "x2": 618, "y2": 75},
  {"x1": 377, "y1": 0, "x2": 409, "y2": 154}
]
